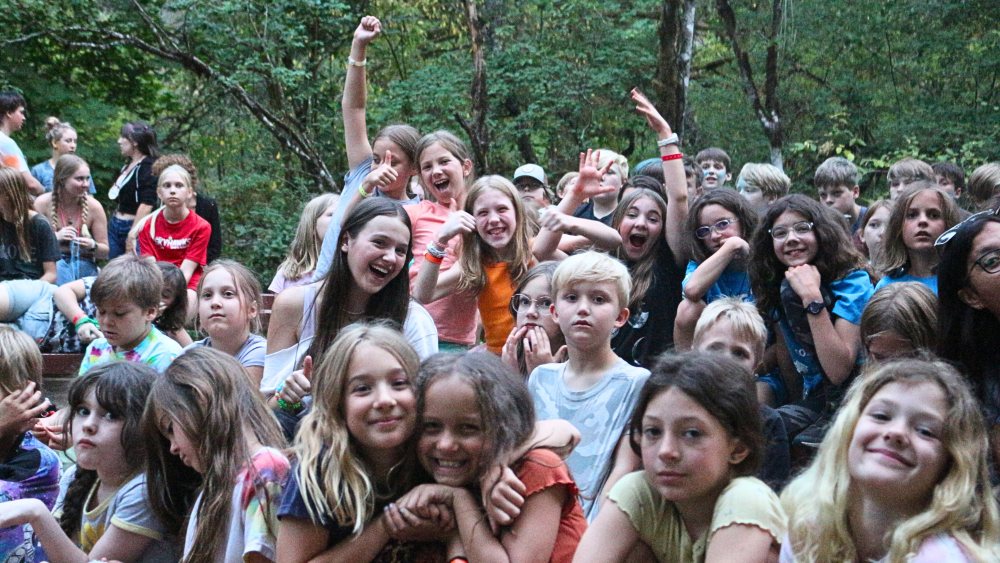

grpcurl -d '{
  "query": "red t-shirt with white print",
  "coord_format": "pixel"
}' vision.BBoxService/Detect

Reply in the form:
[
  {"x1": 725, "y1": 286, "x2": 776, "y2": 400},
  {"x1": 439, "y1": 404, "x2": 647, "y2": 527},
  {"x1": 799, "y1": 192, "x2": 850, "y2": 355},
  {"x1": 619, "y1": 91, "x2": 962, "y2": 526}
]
[{"x1": 138, "y1": 210, "x2": 211, "y2": 290}]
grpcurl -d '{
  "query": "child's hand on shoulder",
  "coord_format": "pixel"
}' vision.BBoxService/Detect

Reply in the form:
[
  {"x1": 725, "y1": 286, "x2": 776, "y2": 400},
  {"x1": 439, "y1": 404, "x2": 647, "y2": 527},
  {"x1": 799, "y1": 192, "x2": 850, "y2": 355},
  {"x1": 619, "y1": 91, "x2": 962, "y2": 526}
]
[
  {"x1": 482, "y1": 465, "x2": 527, "y2": 533},
  {"x1": 353, "y1": 16, "x2": 381, "y2": 45},
  {"x1": 437, "y1": 210, "x2": 475, "y2": 245},
  {"x1": 785, "y1": 264, "x2": 823, "y2": 303}
]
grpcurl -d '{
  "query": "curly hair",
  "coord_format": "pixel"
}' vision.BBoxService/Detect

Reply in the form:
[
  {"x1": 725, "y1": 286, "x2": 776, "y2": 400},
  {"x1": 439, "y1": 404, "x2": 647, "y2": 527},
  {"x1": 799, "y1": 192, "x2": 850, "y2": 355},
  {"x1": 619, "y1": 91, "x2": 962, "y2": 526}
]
[
  {"x1": 749, "y1": 194, "x2": 870, "y2": 317},
  {"x1": 686, "y1": 189, "x2": 758, "y2": 264}
]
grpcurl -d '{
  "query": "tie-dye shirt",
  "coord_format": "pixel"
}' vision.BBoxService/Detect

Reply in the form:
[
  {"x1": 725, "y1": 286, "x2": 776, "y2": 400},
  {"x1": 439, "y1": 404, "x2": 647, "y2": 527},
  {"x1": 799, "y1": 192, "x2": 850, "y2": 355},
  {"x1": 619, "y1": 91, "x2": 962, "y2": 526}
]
[
  {"x1": 78, "y1": 325, "x2": 183, "y2": 375},
  {"x1": 184, "y1": 447, "x2": 290, "y2": 563},
  {"x1": 52, "y1": 468, "x2": 181, "y2": 563},
  {"x1": 0, "y1": 433, "x2": 60, "y2": 563}
]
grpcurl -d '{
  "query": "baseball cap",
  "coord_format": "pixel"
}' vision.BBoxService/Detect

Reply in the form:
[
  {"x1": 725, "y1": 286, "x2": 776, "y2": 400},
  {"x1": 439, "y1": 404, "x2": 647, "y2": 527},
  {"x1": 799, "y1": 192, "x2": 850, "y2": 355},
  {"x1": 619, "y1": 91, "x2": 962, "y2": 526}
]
[{"x1": 513, "y1": 164, "x2": 547, "y2": 186}]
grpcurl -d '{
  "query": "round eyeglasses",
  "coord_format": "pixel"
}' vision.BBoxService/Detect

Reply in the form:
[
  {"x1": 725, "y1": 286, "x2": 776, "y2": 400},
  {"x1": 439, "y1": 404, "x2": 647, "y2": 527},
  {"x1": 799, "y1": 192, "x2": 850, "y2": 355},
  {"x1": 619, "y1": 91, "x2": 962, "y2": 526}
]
[
  {"x1": 769, "y1": 221, "x2": 814, "y2": 241},
  {"x1": 695, "y1": 218, "x2": 738, "y2": 239},
  {"x1": 510, "y1": 294, "x2": 553, "y2": 315}
]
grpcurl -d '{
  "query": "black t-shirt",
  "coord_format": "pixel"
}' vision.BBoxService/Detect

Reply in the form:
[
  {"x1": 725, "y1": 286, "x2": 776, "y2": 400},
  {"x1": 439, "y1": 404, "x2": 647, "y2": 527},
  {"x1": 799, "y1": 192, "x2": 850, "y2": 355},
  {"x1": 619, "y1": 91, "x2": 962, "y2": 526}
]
[
  {"x1": 114, "y1": 156, "x2": 158, "y2": 215},
  {"x1": 611, "y1": 242, "x2": 685, "y2": 368},
  {"x1": 195, "y1": 193, "x2": 223, "y2": 264},
  {"x1": 0, "y1": 214, "x2": 61, "y2": 281},
  {"x1": 572, "y1": 200, "x2": 614, "y2": 226}
]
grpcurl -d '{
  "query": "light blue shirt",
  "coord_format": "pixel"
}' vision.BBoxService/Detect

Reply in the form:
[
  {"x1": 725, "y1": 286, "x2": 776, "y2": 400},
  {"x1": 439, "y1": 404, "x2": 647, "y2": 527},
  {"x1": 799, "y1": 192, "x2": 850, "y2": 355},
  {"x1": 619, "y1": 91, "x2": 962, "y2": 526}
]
[
  {"x1": 874, "y1": 272, "x2": 938, "y2": 295},
  {"x1": 30, "y1": 160, "x2": 97, "y2": 193}
]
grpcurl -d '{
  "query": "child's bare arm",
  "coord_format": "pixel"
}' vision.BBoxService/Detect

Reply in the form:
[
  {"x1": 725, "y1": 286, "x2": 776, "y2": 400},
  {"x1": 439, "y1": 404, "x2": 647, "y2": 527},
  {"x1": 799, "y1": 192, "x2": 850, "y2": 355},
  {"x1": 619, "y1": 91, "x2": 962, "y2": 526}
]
[
  {"x1": 704, "y1": 523, "x2": 780, "y2": 563},
  {"x1": 598, "y1": 433, "x2": 641, "y2": 509},
  {"x1": 683, "y1": 237, "x2": 749, "y2": 301},
  {"x1": 266, "y1": 286, "x2": 305, "y2": 354},
  {"x1": 343, "y1": 16, "x2": 380, "y2": 170},
  {"x1": 571, "y1": 498, "x2": 641, "y2": 563}
]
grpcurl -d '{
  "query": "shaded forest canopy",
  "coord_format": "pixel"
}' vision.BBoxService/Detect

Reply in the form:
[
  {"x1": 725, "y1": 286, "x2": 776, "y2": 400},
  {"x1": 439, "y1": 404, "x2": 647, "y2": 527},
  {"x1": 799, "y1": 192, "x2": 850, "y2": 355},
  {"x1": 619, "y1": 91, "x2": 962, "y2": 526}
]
[{"x1": 3, "y1": 0, "x2": 998, "y2": 280}]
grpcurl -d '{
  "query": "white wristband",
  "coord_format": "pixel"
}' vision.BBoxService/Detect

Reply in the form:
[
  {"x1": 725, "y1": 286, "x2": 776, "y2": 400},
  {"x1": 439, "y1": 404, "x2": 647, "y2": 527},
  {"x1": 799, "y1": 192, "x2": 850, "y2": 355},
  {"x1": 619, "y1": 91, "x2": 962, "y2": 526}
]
[
  {"x1": 348, "y1": 57, "x2": 367, "y2": 67},
  {"x1": 657, "y1": 133, "x2": 680, "y2": 147}
]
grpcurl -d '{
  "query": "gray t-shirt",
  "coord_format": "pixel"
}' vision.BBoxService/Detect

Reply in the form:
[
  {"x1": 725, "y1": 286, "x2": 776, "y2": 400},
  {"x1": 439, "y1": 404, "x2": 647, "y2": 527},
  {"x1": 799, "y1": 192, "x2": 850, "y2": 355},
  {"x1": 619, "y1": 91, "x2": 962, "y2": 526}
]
[
  {"x1": 527, "y1": 359, "x2": 649, "y2": 521},
  {"x1": 187, "y1": 333, "x2": 266, "y2": 368},
  {"x1": 54, "y1": 467, "x2": 182, "y2": 563}
]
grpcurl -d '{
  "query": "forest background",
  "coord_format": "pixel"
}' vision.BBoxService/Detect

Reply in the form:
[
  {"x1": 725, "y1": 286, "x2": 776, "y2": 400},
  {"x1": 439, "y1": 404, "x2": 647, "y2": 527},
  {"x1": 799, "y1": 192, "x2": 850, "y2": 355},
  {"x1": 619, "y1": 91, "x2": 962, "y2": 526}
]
[{"x1": 3, "y1": 0, "x2": 999, "y2": 281}]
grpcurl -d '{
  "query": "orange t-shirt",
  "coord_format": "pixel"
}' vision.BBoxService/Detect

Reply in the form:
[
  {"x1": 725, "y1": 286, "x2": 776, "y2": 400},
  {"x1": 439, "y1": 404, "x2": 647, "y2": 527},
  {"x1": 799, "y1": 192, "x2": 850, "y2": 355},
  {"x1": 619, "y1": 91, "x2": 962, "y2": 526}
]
[
  {"x1": 515, "y1": 449, "x2": 587, "y2": 563},
  {"x1": 405, "y1": 201, "x2": 478, "y2": 345},
  {"x1": 479, "y1": 262, "x2": 518, "y2": 355}
]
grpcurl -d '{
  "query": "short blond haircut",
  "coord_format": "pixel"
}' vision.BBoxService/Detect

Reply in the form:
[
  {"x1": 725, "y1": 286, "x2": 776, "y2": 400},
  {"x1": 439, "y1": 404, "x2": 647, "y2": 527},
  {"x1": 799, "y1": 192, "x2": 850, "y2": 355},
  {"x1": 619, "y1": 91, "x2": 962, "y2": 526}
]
[
  {"x1": 738, "y1": 162, "x2": 791, "y2": 199},
  {"x1": 551, "y1": 251, "x2": 631, "y2": 311},
  {"x1": 595, "y1": 149, "x2": 629, "y2": 181},
  {"x1": 966, "y1": 162, "x2": 1000, "y2": 210},
  {"x1": 0, "y1": 326, "x2": 43, "y2": 396},
  {"x1": 691, "y1": 297, "x2": 767, "y2": 364},
  {"x1": 887, "y1": 157, "x2": 934, "y2": 184}
]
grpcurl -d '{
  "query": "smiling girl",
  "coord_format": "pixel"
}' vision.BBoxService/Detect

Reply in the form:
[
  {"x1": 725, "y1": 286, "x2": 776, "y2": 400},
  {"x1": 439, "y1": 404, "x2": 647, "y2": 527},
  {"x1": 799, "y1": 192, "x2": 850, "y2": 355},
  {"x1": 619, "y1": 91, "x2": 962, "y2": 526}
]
[
  {"x1": 674, "y1": 189, "x2": 757, "y2": 350},
  {"x1": 413, "y1": 175, "x2": 536, "y2": 354},
  {"x1": 0, "y1": 362, "x2": 182, "y2": 563},
  {"x1": 781, "y1": 359, "x2": 1000, "y2": 563},
  {"x1": 387, "y1": 352, "x2": 587, "y2": 563},
  {"x1": 573, "y1": 353, "x2": 786, "y2": 563},
  {"x1": 749, "y1": 195, "x2": 874, "y2": 445},
  {"x1": 264, "y1": 198, "x2": 438, "y2": 407},
  {"x1": 33, "y1": 154, "x2": 108, "y2": 284},
  {"x1": 137, "y1": 164, "x2": 211, "y2": 318},
  {"x1": 875, "y1": 183, "x2": 961, "y2": 294}
]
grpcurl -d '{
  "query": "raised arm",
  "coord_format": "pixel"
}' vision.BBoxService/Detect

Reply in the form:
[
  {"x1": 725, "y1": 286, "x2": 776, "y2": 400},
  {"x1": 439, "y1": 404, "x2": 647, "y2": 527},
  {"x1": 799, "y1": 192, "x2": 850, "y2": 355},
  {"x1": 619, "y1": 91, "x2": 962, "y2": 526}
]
[
  {"x1": 343, "y1": 16, "x2": 381, "y2": 170},
  {"x1": 632, "y1": 89, "x2": 688, "y2": 265},
  {"x1": 532, "y1": 150, "x2": 616, "y2": 262}
]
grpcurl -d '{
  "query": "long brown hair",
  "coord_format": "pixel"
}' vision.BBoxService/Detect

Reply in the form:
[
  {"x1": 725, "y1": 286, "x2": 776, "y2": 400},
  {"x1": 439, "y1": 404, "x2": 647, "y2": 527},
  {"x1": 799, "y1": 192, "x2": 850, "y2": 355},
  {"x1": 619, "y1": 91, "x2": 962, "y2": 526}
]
[
  {"x1": 878, "y1": 183, "x2": 961, "y2": 277},
  {"x1": 0, "y1": 167, "x2": 34, "y2": 260},
  {"x1": 749, "y1": 194, "x2": 870, "y2": 317},
  {"x1": 143, "y1": 348, "x2": 285, "y2": 560},
  {"x1": 611, "y1": 188, "x2": 667, "y2": 312}
]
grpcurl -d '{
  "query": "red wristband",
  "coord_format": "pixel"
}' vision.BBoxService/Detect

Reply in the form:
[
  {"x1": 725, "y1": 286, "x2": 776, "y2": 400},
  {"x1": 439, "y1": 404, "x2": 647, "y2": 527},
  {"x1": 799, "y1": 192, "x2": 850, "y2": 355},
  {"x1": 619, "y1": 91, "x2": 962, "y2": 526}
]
[
  {"x1": 424, "y1": 251, "x2": 444, "y2": 265},
  {"x1": 449, "y1": 558, "x2": 469, "y2": 563},
  {"x1": 661, "y1": 153, "x2": 683, "y2": 162},
  {"x1": 72, "y1": 313, "x2": 85, "y2": 325}
]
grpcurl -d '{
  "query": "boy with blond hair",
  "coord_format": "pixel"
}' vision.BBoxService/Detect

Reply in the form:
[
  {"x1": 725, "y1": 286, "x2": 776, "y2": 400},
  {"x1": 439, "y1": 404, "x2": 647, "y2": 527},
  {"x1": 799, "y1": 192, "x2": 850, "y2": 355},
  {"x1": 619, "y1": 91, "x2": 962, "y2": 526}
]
[
  {"x1": 887, "y1": 157, "x2": 935, "y2": 199},
  {"x1": 815, "y1": 156, "x2": 866, "y2": 233},
  {"x1": 527, "y1": 250, "x2": 648, "y2": 521},
  {"x1": 738, "y1": 162, "x2": 791, "y2": 215}
]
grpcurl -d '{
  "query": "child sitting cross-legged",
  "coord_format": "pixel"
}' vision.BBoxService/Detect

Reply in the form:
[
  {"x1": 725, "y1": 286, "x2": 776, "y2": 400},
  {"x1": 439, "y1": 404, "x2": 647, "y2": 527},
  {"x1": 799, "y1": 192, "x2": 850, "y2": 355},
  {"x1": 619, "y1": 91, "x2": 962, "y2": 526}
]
[{"x1": 528, "y1": 250, "x2": 649, "y2": 521}]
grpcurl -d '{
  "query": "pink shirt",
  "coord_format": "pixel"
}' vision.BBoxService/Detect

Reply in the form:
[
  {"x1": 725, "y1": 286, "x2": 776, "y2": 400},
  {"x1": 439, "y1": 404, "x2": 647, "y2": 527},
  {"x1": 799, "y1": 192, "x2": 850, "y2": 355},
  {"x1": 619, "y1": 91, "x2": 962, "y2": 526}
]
[{"x1": 405, "y1": 200, "x2": 477, "y2": 345}]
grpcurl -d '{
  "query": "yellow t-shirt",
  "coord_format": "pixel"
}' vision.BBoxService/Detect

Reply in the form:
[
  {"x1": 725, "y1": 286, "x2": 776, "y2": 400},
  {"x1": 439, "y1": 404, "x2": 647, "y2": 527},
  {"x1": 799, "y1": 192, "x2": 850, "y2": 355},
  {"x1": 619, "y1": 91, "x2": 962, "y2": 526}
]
[{"x1": 609, "y1": 472, "x2": 786, "y2": 563}]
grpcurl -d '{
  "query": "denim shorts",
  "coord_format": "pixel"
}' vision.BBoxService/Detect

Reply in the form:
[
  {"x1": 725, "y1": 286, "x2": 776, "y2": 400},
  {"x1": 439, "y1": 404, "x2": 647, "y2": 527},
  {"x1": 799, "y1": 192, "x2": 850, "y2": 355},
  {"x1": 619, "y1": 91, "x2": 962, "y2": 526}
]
[
  {"x1": 108, "y1": 215, "x2": 134, "y2": 260},
  {"x1": 1, "y1": 280, "x2": 56, "y2": 342}
]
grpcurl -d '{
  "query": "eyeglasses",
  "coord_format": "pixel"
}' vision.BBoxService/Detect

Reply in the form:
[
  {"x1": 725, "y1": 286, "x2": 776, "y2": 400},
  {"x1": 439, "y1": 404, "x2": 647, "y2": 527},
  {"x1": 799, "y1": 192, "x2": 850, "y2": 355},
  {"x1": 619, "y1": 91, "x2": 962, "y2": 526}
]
[
  {"x1": 510, "y1": 294, "x2": 553, "y2": 315},
  {"x1": 769, "y1": 221, "x2": 814, "y2": 241},
  {"x1": 971, "y1": 249, "x2": 1000, "y2": 275},
  {"x1": 695, "y1": 218, "x2": 738, "y2": 239}
]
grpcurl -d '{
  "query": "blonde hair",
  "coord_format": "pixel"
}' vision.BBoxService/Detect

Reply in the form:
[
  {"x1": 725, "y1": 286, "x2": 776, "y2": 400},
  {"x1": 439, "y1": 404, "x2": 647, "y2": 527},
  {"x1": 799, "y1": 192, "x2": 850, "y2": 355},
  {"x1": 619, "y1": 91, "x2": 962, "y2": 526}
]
[
  {"x1": 878, "y1": 184, "x2": 961, "y2": 277},
  {"x1": 276, "y1": 193, "x2": 338, "y2": 281},
  {"x1": 739, "y1": 162, "x2": 791, "y2": 199},
  {"x1": 196, "y1": 260, "x2": 263, "y2": 335},
  {"x1": 966, "y1": 162, "x2": 1000, "y2": 210},
  {"x1": 781, "y1": 359, "x2": 1000, "y2": 563},
  {"x1": 49, "y1": 154, "x2": 91, "y2": 237},
  {"x1": 0, "y1": 326, "x2": 43, "y2": 396},
  {"x1": 860, "y1": 282, "x2": 938, "y2": 357},
  {"x1": 596, "y1": 149, "x2": 629, "y2": 181},
  {"x1": 458, "y1": 176, "x2": 533, "y2": 294},
  {"x1": 157, "y1": 164, "x2": 193, "y2": 191},
  {"x1": 691, "y1": 297, "x2": 767, "y2": 364},
  {"x1": 0, "y1": 167, "x2": 34, "y2": 261},
  {"x1": 551, "y1": 250, "x2": 631, "y2": 311},
  {"x1": 293, "y1": 322, "x2": 420, "y2": 534},
  {"x1": 887, "y1": 157, "x2": 934, "y2": 185},
  {"x1": 555, "y1": 172, "x2": 579, "y2": 199},
  {"x1": 152, "y1": 154, "x2": 200, "y2": 191},
  {"x1": 44, "y1": 117, "x2": 76, "y2": 147}
]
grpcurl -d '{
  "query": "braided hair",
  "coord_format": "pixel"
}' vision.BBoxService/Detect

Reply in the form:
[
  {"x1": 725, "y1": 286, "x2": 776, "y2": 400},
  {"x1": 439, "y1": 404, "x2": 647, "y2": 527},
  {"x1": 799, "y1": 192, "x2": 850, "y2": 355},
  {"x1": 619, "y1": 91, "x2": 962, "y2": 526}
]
[{"x1": 49, "y1": 155, "x2": 90, "y2": 238}]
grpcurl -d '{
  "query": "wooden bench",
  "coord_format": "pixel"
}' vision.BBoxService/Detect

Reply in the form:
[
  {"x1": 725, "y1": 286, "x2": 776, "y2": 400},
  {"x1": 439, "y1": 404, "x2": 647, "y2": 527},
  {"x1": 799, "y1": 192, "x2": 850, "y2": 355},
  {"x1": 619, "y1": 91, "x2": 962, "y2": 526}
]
[{"x1": 260, "y1": 292, "x2": 274, "y2": 334}]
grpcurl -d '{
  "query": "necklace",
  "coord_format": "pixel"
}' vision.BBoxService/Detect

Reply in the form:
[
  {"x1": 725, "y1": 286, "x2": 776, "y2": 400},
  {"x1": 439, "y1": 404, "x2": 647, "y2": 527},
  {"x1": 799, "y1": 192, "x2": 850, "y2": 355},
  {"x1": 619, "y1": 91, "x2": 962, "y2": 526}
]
[{"x1": 345, "y1": 308, "x2": 365, "y2": 316}]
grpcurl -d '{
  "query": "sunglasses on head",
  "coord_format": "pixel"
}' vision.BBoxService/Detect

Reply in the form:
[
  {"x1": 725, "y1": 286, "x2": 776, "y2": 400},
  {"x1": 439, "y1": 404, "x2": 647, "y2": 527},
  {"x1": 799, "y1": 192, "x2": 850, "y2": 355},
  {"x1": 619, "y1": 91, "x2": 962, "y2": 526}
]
[{"x1": 934, "y1": 206, "x2": 1000, "y2": 248}]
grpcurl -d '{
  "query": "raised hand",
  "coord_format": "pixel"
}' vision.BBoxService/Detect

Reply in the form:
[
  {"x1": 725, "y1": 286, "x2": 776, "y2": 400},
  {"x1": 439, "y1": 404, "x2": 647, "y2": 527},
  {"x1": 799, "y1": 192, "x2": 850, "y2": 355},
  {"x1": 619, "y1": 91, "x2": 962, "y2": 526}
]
[
  {"x1": 354, "y1": 16, "x2": 382, "y2": 45},
  {"x1": 436, "y1": 210, "x2": 476, "y2": 245},
  {"x1": 569, "y1": 149, "x2": 616, "y2": 203},
  {"x1": 501, "y1": 325, "x2": 529, "y2": 372},
  {"x1": 631, "y1": 88, "x2": 674, "y2": 139}
]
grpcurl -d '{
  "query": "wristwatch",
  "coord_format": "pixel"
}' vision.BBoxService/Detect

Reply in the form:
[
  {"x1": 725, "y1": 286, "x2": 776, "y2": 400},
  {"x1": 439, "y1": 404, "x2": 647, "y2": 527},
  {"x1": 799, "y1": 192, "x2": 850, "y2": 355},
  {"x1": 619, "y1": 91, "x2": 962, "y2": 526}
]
[
  {"x1": 806, "y1": 300, "x2": 826, "y2": 315},
  {"x1": 657, "y1": 134, "x2": 680, "y2": 147}
]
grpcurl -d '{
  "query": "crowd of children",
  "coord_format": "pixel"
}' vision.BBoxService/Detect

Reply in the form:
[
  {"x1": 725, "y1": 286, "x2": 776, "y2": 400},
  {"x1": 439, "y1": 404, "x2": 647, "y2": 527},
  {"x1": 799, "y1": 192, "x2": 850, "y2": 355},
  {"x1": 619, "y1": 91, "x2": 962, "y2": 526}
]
[{"x1": 3, "y1": 14, "x2": 1000, "y2": 563}]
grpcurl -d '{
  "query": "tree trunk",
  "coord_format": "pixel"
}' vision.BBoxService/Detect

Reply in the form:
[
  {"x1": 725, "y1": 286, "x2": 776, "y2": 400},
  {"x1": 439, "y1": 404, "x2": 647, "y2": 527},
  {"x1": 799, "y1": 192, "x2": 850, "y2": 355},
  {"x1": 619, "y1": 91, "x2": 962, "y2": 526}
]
[
  {"x1": 715, "y1": 0, "x2": 784, "y2": 169},
  {"x1": 654, "y1": 0, "x2": 696, "y2": 142},
  {"x1": 456, "y1": 0, "x2": 491, "y2": 175}
]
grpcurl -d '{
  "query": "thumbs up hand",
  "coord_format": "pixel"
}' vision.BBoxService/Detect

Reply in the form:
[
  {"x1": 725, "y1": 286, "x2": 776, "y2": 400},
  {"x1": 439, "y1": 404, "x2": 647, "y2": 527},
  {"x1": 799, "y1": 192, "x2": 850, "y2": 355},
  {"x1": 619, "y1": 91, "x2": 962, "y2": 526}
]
[
  {"x1": 278, "y1": 356, "x2": 313, "y2": 408},
  {"x1": 361, "y1": 150, "x2": 400, "y2": 194}
]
